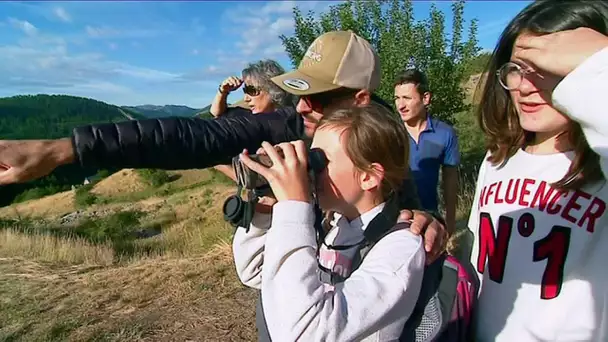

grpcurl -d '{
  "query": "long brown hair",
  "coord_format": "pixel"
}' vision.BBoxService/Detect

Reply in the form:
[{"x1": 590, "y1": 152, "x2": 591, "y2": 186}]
[
  {"x1": 318, "y1": 102, "x2": 410, "y2": 201},
  {"x1": 476, "y1": 0, "x2": 607, "y2": 190}
]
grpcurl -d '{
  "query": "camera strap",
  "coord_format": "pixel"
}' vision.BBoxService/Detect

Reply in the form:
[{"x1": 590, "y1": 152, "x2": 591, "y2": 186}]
[{"x1": 308, "y1": 169, "x2": 326, "y2": 243}]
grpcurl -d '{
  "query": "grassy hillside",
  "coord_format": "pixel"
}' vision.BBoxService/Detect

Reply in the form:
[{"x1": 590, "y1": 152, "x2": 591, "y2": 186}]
[
  {"x1": 0, "y1": 168, "x2": 257, "y2": 341},
  {"x1": 0, "y1": 94, "x2": 146, "y2": 207}
]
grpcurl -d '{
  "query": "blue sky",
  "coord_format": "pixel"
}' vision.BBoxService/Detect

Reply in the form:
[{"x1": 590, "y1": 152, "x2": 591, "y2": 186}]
[{"x1": 0, "y1": 1, "x2": 532, "y2": 108}]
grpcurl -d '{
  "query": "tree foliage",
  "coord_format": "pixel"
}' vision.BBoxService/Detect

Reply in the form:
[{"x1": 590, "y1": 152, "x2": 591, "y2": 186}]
[{"x1": 279, "y1": 0, "x2": 482, "y2": 125}]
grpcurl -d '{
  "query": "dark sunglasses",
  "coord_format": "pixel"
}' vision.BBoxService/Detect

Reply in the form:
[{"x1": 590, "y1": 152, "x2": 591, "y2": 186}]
[
  {"x1": 243, "y1": 84, "x2": 261, "y2": 97},
  {"x1": 299, "y1": 88, "x2": 357, "y2": 111}
]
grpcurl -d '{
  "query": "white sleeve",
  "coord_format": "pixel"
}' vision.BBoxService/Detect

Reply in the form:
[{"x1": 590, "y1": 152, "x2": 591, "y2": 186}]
[
  {"x1": 232, "y1": 212, "x2": 271, "y2": 290},
  {"x1": 552, "y1": 45, "x2": 608, "y2": 178},
  {"x1": 261, "y1": 200, "x2": 426, "y2": 342}
]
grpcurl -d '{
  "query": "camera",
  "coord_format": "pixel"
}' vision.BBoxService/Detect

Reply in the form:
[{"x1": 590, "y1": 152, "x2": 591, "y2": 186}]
[
  {"x1": 231, "y1": 148, "x2": 328, "y2": 190},
  {"x1": 222, "y1": 148, "x2": 327, "y2": 229}
]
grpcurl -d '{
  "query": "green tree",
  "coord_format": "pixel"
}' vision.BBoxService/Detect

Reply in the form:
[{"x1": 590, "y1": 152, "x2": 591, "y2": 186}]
[{"x1": 279, "y1": 0, "x2": 481, "y2": 125}]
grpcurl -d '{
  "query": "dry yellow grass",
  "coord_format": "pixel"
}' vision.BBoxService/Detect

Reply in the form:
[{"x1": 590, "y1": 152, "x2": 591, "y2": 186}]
[
  {"x1": 91, "y1": 169, "x2": 148, "y2": 196},
  {"x1": 0, "y1": 229, "x2": 115, "y2": 266},
  {"x1": 0, "y1": 174, "x2": 256, "y2": 341},
  {"x1": 0, "y1": 247, "x2": 257, "y2": 341},
  {"x1": 166, "y1": 169, "x2": 213, "y2": 188},
  {"x1": 0, "y1": 189, "x2": 76, "y2": 219}
]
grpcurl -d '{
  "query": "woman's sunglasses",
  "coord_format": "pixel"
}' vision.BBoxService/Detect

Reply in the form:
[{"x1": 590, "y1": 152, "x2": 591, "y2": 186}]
[{"x1": 243, "y1": 84, "x2": 261, "y2": 97}]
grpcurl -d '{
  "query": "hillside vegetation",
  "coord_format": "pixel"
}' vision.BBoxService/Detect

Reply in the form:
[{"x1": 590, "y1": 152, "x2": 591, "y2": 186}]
[
  {"x1": 122, "y1": 105, "x2": 201, "y2": 119},
  {"x1": 0, "y1": 94, "x2": 144, "y2": 140},
  {"x1": 0, "y1": 95, "x2": 148, "y2": 207}
]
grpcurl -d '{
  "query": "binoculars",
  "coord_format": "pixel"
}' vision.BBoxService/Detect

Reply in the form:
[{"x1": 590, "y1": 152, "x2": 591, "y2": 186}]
[
  {"x1": 222, "y1": 148, "x2": 327, "y2": 228},
  {"x1": 231, "y1": 148, "x2": 328, "y2": 190}
]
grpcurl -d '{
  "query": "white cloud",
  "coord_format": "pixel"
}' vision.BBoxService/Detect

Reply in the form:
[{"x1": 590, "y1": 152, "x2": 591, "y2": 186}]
[
  {"x1": 85, "y1": 25, "x2": 120, "y2": 38},
  {"x1": 85, "y1": 25, "x2": 164, "y2": 40},
  {"x1": 259, "y1": 0, "x2": 298, "y2": 15},
  {"x1": 178, "y1": 64, "x2": 243, "y2": 82},
  {"x1": 108, "y1": 42, "x2": 118, "y2": 50},
  {"x1": 8, "y1": 18, "x2": 38, "y2": 36},
  {"x1": 53, "y1": 7, "x2": 71, "y2": 23},
  {"x1": 115, "y1": 65, "x2": 180, "y2": 82},
  {"x1": 223, "y1": 1, "x2": 339, "y2": 60},
  {"x1": 0, "y1": 33, "x2": 180, "y2": 94}
]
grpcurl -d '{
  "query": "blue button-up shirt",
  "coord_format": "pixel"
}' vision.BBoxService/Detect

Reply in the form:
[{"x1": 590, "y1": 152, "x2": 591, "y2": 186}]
[{"x1": 408, "y1": 116, "x2": 460, "y2": 211}]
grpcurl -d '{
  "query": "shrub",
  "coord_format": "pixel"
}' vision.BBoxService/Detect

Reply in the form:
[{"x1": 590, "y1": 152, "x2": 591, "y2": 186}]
[
  {"x1": 137, "y1": 169, "x2": 171, "y2": 187},
  {"x1": 74, "y1": 184, "x2": 97, "y2": 208}
]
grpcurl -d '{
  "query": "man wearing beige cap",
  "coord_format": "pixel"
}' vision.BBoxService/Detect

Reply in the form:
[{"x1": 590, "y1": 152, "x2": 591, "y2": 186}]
[
  {"x1": 0, "y1": 30, "x2": 446, "y2": 256},
  {"x1": 272, "y1": 30, "x2": 382, "y2": 137}
]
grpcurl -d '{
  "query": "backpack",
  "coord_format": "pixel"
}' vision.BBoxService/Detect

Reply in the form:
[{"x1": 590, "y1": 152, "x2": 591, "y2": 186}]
[{"x1": 317, "y1": 198, "x2": 478, "y2": 342}]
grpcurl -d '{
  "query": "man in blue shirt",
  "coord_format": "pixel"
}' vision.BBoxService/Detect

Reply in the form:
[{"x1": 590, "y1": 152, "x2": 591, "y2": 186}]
[{"x1": 394, "y1": 69, "x2": 460, "y2": 234}]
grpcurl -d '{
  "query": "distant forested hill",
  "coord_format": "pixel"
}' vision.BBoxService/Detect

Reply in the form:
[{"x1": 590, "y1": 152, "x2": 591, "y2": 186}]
[
  {"x1": 193, "y1": 104, "x2": 213, "y2": 119},
  {"x1": 122, "y1": 104, "x2": 201, "y2": 118},
  {"x1": 0, "y1": 94, "x2": 142, "y2": 206},
  {"x1": 0, "y1": 94, "x2": 145, "y2": 140}
]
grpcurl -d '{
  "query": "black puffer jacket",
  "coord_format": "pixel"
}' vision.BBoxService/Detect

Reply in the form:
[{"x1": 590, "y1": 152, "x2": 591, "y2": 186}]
[
  {"x1": 72, "y1": 106, "x2": 302, "y2": 170},
  {"x1": 71, "y1": 99, "x2": 422, "y2": 210}
]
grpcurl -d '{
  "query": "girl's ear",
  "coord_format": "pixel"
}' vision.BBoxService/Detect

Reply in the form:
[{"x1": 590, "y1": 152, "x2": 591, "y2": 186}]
[{"x1": 359, "y1": 163, "x2": 385, "y2": 191}]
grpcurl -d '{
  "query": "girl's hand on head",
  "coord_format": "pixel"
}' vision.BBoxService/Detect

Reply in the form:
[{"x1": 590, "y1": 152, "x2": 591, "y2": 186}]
[
  {"x1": 515, "y1": 27, "x2": 608, "y2": 80},
  {"x1": 239, "y1": 141, "x2": 311, "y2": 203}
]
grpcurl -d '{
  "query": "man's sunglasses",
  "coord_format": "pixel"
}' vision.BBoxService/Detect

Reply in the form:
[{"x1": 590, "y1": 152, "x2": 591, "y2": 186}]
[
  {"x1": 300, "y1": 88, "x2": 357, "y2": 110},
  {"x1": 243, "y1": 84, "x2": 261, "y2": 97}
]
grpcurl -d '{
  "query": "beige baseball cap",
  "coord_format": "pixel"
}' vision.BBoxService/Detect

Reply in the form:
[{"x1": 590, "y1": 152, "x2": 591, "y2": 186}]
[{"x1": 271, "y1": 30, "x2": 380, "y2": 96}]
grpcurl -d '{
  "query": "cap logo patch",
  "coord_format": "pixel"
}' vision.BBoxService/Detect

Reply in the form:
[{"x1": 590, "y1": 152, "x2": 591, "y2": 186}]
[
  {"x1": 301, "y1": 39, "x2": 324, "y2": 67},
  {"x1": 282, "y1": 78, "x2": 310, "y2": 91},
  {"x1": 304, "y1": 49, "x2": 322, "y2": 62}
]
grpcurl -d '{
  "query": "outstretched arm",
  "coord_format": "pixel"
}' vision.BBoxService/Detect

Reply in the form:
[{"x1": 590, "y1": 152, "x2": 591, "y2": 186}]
[{"x1": 0, "y1": 108, "x2": 302, "y2": 185}]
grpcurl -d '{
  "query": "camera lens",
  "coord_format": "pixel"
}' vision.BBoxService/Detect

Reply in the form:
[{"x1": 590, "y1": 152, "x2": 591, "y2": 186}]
[{"x1": 223, "y1": 195, "x2": 244, "y2": 224}]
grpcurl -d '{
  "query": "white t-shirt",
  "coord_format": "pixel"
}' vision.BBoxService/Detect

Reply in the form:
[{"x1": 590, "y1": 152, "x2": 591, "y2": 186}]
[{"x1": 468, "y1": 46, "x2": 608, "y2": 342}]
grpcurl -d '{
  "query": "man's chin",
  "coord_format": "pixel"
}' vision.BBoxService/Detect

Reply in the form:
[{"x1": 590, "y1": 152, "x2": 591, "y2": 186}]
[
  {"x1": 303, "y1": 121, "x2": 318, "y2": 138},
  {"x1": 304, "y1": 127, "x2": 316, "y2": 138}
]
